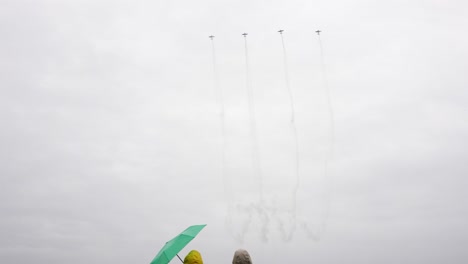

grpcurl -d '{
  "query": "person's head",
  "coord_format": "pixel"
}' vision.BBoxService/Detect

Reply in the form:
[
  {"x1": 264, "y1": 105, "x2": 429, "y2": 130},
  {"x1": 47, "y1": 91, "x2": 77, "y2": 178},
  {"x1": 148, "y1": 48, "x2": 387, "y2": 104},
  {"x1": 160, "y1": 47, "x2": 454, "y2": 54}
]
[
  {"x1": 184, "y1": 250, "x2": 203, "y2": 264},
  {"x1": 232, "y1": 249, "x2": 252, "y2": 264}
]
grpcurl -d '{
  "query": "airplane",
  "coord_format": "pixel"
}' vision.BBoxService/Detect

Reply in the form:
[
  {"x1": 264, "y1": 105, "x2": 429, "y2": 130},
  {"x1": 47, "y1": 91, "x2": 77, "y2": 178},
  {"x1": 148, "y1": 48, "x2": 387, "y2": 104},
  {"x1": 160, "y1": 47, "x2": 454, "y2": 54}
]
[
  {"x1": 315, "y1": 30, "x2": 321, "y2": 35},
  {"x1": 278, "y1": 29, "x2": 284, "y2": 34},
  {"x1": 242, "y1": 33, "x2": 248, "y2": 37},
  {"x1": 209, "y1": 35, "x2": 215, "y2": 39}
]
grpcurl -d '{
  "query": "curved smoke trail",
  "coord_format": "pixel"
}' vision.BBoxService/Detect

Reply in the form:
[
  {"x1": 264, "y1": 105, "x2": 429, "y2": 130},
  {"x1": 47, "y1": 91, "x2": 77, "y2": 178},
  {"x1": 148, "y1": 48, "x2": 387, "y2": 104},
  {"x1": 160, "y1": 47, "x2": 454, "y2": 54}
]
[
  {"x1": 209, "y1": 36, "x2": 244, "y2": 242},
  {"x1": 243, "y1": 33, "x2": 263, "y2": 200},
  {"x1": 317, "y1": 31, "x2": 335, "y2": 158},
  {"x1": 209, "y1": 35, "x2": 229, "y2": 202},
  {"x1": 223, "y1": 33, "x2": 266, "y2": 243},
  {"x1": 303, "y1": 30, "x2": 335, "y2": 240},
  {"x1": 278, "y1": 30, "x2": 299, "y2": 240},
  {"x1": 318, "y1": 30, "x2": 334, "y2": 237}
]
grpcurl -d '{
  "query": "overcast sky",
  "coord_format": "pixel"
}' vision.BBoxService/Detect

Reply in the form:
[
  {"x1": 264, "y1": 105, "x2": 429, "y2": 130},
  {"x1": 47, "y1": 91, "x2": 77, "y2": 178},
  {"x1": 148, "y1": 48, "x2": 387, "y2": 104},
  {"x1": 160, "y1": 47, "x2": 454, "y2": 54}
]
[{"x1": 1, "y1": 0, "x2": 468, "y2": 263}]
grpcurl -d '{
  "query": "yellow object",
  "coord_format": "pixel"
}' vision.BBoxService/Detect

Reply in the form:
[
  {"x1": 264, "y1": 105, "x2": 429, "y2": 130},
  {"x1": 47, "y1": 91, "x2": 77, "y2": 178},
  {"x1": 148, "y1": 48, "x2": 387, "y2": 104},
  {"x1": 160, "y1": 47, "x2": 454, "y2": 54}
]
[{"x1": 184, "y1": 250, "x2": 203, "y2": 264}]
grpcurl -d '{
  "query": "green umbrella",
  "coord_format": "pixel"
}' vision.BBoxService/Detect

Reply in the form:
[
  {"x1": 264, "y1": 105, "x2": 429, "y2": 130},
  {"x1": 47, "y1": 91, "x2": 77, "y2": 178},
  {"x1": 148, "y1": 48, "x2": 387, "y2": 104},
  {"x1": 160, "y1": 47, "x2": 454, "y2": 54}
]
[{"x1": 150, "y1": 224, "x2": 206, "y2": 264}]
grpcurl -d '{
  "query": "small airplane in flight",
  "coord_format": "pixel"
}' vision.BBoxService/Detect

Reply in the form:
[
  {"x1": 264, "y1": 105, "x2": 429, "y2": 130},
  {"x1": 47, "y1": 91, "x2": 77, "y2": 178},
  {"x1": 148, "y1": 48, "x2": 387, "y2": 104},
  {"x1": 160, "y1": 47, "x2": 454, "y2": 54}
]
[
  {"x1": 315, "y1": 30, "x2": 321, "y2": 35},
  {"x1": 209, "y1": 35, "x2": 215, "y2": 39},
  {"x1": 278, "y1": 29, "x2": 284, "y2": 34},
  {"x1": 242, "y1": 33, "x2": 248, "y2": 37}
]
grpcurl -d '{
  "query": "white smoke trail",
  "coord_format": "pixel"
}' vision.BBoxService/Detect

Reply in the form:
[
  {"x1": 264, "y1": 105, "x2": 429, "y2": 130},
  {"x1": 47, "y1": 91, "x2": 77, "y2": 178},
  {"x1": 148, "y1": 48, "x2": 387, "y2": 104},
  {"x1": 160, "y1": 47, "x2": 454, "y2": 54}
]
[
  {"x1": 278, "y1": 30, "x2": 299, "y2": 240},
  {"x1": 243, "y1": 33, "x2": 263, "y2": 200},
  {"x1": 317, "y1": 31, "x2": 334, "y2": 159},
  {"x1": 209, "y1": 35, "x2": 229, "y2": 203},
  {"x1": 210, "y1": 36, "x2": 244, "y2": 242},
  {"x1": 224, "y1": 34, "x2": 266, "y2": 243},
  {"x1": 301, "y1": 30, "x2": 335, "y2": 240}
]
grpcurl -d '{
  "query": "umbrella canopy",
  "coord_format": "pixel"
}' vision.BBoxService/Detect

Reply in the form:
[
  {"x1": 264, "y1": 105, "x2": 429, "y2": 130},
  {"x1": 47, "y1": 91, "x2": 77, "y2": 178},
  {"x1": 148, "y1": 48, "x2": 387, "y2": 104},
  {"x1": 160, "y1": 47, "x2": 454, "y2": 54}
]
[{"x1": 150, "y1": 224, "x2": 206, "y2": 264}]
